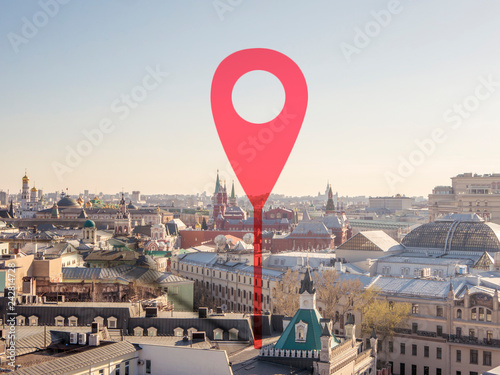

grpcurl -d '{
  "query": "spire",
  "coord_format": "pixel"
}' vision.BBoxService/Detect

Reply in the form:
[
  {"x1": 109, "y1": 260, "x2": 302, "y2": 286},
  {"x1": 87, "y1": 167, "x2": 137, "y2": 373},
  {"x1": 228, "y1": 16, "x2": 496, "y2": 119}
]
[
  {"x1": 321, "y1": 321, "x2": 330, "y2": 337},
  {"x1": 8, "y1": 200, "x2": 14, "y2": 218},
  {"x1": 231, "y1": 180, "x2": 235, "y2": 199},
  {"x1": 325, "y1": 186, "x2": 335, "y2": 214},
  {"x1": 214, "y1": 170, "x2": 220, "y2": 194},
  {"x1": 299, "y1": 267, "x2": 315, "y2": 294}
]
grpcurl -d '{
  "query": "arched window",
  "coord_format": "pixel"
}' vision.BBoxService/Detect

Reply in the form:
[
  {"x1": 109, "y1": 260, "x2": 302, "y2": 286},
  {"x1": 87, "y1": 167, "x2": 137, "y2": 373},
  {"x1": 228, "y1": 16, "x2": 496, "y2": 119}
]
[
  {"x1": 479, "y1": 308, "x2": 485, "y2": 321},
  {"x1": 471, "y1": 308, "x2": 477, "y2": 320},
  {"x1": 456, "y1": 309, "x2": 462, "y2": 319}
]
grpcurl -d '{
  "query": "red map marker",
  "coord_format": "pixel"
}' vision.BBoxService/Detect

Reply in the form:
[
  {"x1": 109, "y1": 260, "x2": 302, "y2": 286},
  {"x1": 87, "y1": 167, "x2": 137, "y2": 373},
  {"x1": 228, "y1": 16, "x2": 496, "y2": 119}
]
[{"x1": 211, "y1": 48, "x2": 308, "y2": 349}]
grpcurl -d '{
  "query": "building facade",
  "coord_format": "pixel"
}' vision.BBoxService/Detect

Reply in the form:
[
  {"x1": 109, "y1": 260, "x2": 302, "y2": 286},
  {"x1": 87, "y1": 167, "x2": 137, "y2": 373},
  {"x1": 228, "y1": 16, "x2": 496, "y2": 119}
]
[{"x1": 429, "y1": 173, "x2": 500, "y2": 224}]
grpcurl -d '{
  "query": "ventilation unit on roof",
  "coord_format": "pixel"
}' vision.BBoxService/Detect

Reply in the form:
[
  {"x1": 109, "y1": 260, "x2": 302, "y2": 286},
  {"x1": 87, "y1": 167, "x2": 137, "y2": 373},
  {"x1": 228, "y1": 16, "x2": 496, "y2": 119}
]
[
  {"x1": 78, "y1": 333, "x2": 86, "y2": 345},
  {"x1": 70, "y1": 332, "x2": 78, "y2": 344}
]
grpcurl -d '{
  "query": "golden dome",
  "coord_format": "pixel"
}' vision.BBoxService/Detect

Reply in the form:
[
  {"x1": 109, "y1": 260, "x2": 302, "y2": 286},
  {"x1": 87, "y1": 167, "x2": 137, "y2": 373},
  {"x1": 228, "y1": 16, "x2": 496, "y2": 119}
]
[
  {"x1": 30, "y1": 187, "x2": 37, "y2": 192},
  {"x1": 22, "y1": 169, "x2": 29, "y2": 183}
]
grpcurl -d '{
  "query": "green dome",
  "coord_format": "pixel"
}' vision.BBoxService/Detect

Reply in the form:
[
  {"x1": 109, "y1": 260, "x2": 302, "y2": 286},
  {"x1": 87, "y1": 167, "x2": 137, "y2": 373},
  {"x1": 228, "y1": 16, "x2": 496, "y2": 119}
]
[{"x1": 83, "y1": 219, "x2": 96, "y2": 228}]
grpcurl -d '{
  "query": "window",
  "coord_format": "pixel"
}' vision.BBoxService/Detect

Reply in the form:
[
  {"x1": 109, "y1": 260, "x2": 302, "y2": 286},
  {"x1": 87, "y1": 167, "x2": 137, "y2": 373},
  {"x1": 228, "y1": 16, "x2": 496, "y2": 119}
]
[
  {"x1": 437, "y1": 325, "x2": 442, "y2": 336},
  {"x1": 487, "y1": 330, "x2": 493, "y2": 343},
  {"x1": 478, "y1": 307, "x2": 484, "y2": 321},
  {"x1": 469, "y1": 329, "x2": 475, "y2": 339},
  {"x1": 125, "y1": 361, "x2": 129, "y2": 375},
  {"x1": 213, "y1": 328, "x2": 223, "y2": 340},
  {"x1": 174, "y1": 327, "x2": 183, "y2": 337},
  {"x1": 486, "y1": 309, "x2": 492, "y2": 322},
  {"x1": 436, "y1": 306, "x2": 443, "y2": 317},
  {"x1": 229, "y1": 328, "x2": 239, "y2": 340},
  {"x1": 108, "y1": 317, "x2": 117, "y2": 329},
  {"x1": 412, "y1": 304, "x2": 419, "y2": 314},
  {"x1": 69, "y1": 316, "x2": 78, "y2": 327},
  {"x1": 412, "y1": 365, "x2": 417, "y2": 375},
  {"x1": 412, "y1": 323, "x2": 418, "y2": 333},
  {"x1": 471, "y1": 308, "x2": 477, "y2": 320},
  {"x1": 484, "y1": 351, "x2": 492, "y2": 366},
  {"x1": 436, "y1": 369, "x2": 441, "y2": 375},
  {"x1": 295, "y1": 321, "x2": 308, "y2": 342},
  {"x1": 389, "y1": 341, "x2": 393, "y2": 353},
  {"x1": 55, "y1": 316, "x2": 65, "y2": 326},
  {"x1": 456, "y1": 349, "x2": 461, "y2": 362},
  {"x1": 412, "y1": 344, "x2": 417, "y2": 356},
  {"x1": 456, "y1": 309, "x2": 462, "y2": 319},
  {"x1": 456, "y1": 327, "x2": 462, "y2": 337},
  {"x1": 146, "y1": 360, "x2": 152, "y2": 374},
  {"x1": 147, "y1": 327, "x2": 157, "y2": 337},
  {"x1": 424, "y1": 367, "x2": 429, "y2": 375},
  {"x1": 133, "y1": 327, "x2": 143, "y2": 336},
  {"x1": 437, "y1": 347, "x2": 442, "y2": 359},
  {"x1": 470, "y1": 349, "x2": 478, "y2": 364},
  {"x1": 400, "y1": 343, "x2": 405, "y2": 354},
  {"x1": 424, "y1": 346, "x2": 429, "y2": 357}
]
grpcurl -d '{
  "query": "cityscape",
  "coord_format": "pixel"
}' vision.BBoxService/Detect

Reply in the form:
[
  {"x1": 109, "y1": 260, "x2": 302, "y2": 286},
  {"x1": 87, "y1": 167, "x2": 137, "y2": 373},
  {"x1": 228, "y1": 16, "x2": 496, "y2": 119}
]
[{"x1": 2, "y1": 1, "x2": 500, "y2": 375}]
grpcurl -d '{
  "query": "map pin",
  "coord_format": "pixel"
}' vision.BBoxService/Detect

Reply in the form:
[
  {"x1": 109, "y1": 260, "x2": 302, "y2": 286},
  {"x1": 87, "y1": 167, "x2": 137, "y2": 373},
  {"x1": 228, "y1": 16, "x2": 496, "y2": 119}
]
[{"x1": 211, "y1": 48, "x2": 308, "y2": 349}]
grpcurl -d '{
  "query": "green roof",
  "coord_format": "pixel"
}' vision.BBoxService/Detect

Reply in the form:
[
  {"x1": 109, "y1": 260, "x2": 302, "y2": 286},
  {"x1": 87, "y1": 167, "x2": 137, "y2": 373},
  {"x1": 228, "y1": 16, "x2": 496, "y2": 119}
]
[
  {"x1": 84, "y1": 219, "x2": 96, "y2": 228},
  {"x1": 274, "y1": 308, "x2": 327, "y2": 351}
]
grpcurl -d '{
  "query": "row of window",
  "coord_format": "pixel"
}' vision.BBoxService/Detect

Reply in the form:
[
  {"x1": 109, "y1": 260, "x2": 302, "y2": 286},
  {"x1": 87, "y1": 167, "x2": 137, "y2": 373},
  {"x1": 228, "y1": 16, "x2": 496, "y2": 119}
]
[
  {"x1": 390, "y1": 344, "x2": 492, "y2": 366},
  {"x1": 456, "y1": 349, "x2": 492, "y2": 366},
  {"x1": 457, "y1": 308, "x2": 492, "y2": 322},
  {"x1": 16, "y1": 315, "x2": 117, "y2": 328},
  {"x1": 410, "y1": 305, "x2": 492, "y2": 322},
  {"x1": 179, "y1": 263, "x2": 271, "y2": 287},
  {"x1": 394, "y1": 343, "x2": 442, "y2": 359}
]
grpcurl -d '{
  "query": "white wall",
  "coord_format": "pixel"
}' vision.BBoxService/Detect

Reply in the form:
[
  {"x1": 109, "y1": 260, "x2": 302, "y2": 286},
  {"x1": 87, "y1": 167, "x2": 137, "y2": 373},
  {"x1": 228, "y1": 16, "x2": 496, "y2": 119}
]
[{"x1": 137, "y1": 344, "x2": 233, "y2": 375}]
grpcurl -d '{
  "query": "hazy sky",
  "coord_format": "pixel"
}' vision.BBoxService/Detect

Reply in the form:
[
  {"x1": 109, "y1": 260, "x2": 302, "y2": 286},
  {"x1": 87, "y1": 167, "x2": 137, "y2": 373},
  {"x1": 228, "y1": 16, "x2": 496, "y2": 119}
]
[{"x1": 1, "y1": 0, "x2": 500, "y2": 198}]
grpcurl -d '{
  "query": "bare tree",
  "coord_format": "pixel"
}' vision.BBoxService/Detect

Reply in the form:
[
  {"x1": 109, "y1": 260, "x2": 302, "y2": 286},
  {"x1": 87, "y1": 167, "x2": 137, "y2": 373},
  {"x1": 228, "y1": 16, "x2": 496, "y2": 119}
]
[
  {"x1": 313, "y1": 269, "x2": 364, "y2": 324},
  {"x1": 193, "y1": 281, "x2": 217, "y2": 310},
  {"x1": 272, "y1": 269, "x2": 300, "y2": 317}
]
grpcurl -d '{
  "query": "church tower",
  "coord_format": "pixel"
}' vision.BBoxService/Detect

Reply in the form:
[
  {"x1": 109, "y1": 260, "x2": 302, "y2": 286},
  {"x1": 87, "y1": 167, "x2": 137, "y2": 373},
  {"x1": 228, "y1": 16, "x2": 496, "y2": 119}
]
[
  {"x1": 114, "y1": 193, "x2": 132, "y2": 236},
  {"x1": 212, "y1": 170, "x2": 226, "y2": 220},
  {"x1": 21, "y1": 170, "x2": 30, "y2": 210},
  {"x1": 83, "y1": 220, "x2": 97, "y2": 244},
  {"x1": 229, "y1": 180, "x2": 237, "y2": 207},
  {"x1": 325, "y1": 185, "x2": 335, "y2": 215}
]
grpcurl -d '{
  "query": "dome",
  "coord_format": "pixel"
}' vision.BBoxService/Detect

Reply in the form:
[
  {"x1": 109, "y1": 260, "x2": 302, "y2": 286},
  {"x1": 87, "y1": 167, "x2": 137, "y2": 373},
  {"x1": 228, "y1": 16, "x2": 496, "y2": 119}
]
[
  {"x1": 57, "y1": 196, "x2": 80, "y2": 208},
  {"x1": 84, "y1": 219, "x2": 96, "y2": 228},
  {"x1": 402, "y1": 215, "x2": 500, "y2": 252},
  {"x1": 30, "y1": 187, "x2": 38, "y2": 192}
]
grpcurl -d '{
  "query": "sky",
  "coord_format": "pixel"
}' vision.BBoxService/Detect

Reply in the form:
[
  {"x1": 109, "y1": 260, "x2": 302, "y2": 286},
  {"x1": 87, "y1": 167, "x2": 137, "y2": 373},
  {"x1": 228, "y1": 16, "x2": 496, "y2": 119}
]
[{"x1": 1, "y1": 0, "x2": 500, "y2": 198}]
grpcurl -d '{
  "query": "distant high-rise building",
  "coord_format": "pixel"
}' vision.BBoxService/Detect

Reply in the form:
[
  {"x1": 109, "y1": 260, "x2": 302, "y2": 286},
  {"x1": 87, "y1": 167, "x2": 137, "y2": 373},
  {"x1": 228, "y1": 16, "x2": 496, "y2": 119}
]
[
  {"x1": 0, "y1": 191, "x2": 8, "y2": 206},
  {"x1": 132, "y1": 191, "x2": 141, "y2": 202}
]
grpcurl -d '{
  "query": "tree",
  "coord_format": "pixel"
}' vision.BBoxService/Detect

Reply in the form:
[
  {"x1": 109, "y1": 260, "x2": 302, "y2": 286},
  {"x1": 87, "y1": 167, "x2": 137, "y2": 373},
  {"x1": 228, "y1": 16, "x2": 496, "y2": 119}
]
[
  {"x1": 358, "y1": 296, "x2": 411, "y2": 342},
  {"x1": 272, "y1": 269, "x2": 300, "y2": 317},
  {"x1": 313, "y1": 269, "x2": 364, "y2": 324},
  {"x1": 193, "y1": 281, "x2": 217, "y2": 310},
  {"x1": 201, "y1": 217, "x2": 208, "y2": 230}
]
